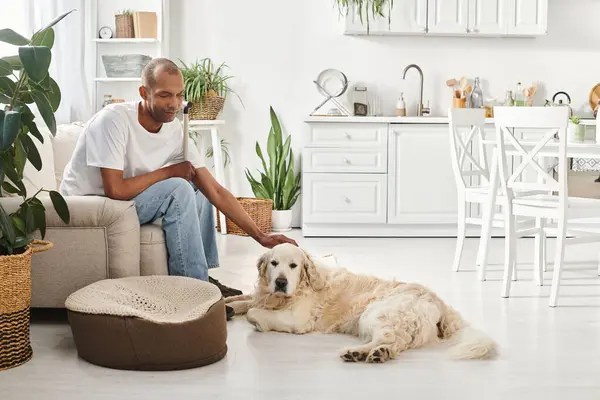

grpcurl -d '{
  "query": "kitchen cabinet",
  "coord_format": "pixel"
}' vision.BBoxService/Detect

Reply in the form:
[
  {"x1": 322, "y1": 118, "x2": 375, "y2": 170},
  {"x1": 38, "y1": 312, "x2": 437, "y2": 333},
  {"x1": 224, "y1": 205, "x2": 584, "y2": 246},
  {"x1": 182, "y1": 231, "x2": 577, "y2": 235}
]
[
  {"x1": 343, "y1": 0, "x2": 547, "y2": 37},
  {"x1": 344, "y1": 0, "x2": 427, "y2": 35},
  {"x1": 507, "y1": 0, "x2": 547, "y2": 35},
  {"x1": 469, "y1": 0, "x2": 508, "y2": 35},
  {"x1": 387, "y1": 124, "x2": 460, "y2": 224},
  {"x1": 427, "y1": 0, "x2": 469, "y2": 35}
]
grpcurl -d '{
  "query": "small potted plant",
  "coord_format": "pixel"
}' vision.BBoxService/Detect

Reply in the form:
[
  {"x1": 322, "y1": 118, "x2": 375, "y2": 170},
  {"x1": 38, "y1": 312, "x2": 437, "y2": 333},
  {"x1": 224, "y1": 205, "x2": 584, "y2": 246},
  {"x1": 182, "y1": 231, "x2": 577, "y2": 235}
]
[
  {"x1": 0, "y1": 10, "x2": 73, "y2": 371},
  {"x1": 179, "y1": 58, "x2": 242, "y2": 120},
  {"x1": 115, "y1": 9, "x2": 134, "y2": 38},
  {"x1": 568, "y1": 115, "x2": 585, "y2": 142},
  {"x1": 245, "y1": 106, "x2": 301, "y2": 232}
]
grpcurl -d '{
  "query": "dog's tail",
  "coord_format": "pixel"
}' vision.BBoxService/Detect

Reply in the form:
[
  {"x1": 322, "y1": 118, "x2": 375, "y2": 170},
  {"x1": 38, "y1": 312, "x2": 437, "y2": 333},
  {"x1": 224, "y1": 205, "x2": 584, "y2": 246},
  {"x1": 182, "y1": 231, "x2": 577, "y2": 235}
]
[{"x1": 438, "y1": 304, "x2": 497, "y2": 360}]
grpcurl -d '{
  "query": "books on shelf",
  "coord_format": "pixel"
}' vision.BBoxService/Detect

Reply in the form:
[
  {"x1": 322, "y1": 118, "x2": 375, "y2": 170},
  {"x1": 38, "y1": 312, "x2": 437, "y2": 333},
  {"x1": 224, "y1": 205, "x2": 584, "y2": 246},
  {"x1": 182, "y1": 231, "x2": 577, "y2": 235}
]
[{"x1": 133, "y1": 12, "x2": 157, "y2": 39}]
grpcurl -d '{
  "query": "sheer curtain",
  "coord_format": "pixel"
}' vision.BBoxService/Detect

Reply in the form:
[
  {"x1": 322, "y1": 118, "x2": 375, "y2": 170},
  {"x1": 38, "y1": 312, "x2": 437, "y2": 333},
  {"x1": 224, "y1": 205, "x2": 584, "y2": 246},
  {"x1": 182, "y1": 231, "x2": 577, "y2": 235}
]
[
  {"x1": 0, "y1": 0, "x2": 92, "y2": 123},
  {"x1": 27, "y1": 0, "x2": 92, "y2": 124}
]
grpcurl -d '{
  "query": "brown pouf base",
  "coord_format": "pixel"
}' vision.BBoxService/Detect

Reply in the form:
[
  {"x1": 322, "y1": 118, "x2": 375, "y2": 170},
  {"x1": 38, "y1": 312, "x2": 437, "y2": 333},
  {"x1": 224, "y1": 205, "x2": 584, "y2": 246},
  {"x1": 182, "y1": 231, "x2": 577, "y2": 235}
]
[{"x1": 67, "y1": 299, "x2": 227, "y2": 371}]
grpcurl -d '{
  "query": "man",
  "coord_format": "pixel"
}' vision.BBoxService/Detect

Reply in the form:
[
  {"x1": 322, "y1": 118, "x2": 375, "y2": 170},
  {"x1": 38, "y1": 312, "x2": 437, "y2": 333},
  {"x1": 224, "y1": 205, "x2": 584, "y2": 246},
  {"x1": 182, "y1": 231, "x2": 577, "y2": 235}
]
[{"x1": 60, "y1": 58, "x2": 297, "y2": 313}]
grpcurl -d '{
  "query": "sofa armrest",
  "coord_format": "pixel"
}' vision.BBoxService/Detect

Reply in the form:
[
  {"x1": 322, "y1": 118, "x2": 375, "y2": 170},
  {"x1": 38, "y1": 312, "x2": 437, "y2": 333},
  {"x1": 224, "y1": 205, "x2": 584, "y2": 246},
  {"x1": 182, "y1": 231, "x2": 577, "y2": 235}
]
[{"x1": 0, "y1": 195, "x2": 141, "y2": 278}]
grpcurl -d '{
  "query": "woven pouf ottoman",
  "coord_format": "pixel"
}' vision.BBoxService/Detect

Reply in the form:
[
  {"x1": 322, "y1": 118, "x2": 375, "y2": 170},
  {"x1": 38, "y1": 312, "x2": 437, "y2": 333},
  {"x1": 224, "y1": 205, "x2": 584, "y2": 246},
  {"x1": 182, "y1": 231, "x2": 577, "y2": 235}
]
[{"x1": 65, "y1": 276, "x2": 227, "y2": 371}]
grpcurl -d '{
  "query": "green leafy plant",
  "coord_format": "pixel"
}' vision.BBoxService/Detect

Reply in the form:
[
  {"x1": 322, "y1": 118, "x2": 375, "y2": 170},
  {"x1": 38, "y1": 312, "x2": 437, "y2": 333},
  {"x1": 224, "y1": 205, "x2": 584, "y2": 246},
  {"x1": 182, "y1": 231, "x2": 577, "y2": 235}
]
[
  {"x1": 115, "y1": 9, "x2": 134, "y2": 16},
  {"x1": 0, "y1": 10, "x2": 73, "y2": 255},
  {"x1": 179, "y1": 58, "x2": 243, "y2": 107},
  {"x1": 335, "y1": 0, "x2": 394, "y2": 33},
  {"x1": 570, "y1": 116, "x2": 581, "y2": 125},
  {"x1": 206, "y1": 139, "x2": 231, "y2": 168},
  {"x1": 245, "y1": 106, "x2": 301, "y2": 211}
]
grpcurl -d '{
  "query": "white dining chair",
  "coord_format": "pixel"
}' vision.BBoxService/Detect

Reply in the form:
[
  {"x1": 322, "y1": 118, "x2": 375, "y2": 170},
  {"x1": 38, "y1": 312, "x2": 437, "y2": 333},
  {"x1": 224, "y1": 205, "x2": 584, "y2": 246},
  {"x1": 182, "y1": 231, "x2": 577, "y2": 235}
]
[
  {"x1": 448, "y1": 108, "x2": 535, "y2": 281},
  {"x1": 493, "y1": 106, "x2": 600, "y2": 307}
]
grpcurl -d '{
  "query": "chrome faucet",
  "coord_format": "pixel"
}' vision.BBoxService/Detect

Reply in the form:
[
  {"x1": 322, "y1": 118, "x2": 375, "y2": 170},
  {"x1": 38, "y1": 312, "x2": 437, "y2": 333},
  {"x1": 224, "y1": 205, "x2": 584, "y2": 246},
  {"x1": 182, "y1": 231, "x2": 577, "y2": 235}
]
[{"x1": 402, "y1": 64, "x2": 430, "y2": 117}]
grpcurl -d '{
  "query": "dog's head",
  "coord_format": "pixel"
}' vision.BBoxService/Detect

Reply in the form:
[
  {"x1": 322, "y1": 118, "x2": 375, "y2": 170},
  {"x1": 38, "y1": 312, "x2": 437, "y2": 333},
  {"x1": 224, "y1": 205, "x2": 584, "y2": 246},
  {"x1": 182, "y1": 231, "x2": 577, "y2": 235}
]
[{"x1": 256, "y1": 243, "x2": 325, "y2": 297}]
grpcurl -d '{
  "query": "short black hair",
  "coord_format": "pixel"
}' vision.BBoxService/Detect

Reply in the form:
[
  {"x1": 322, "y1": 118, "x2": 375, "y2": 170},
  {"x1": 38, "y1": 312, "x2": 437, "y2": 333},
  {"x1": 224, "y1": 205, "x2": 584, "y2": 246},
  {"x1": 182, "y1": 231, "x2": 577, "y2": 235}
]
[{"x1": 142, "y1": 58, "x2": 181, "y2": 88}]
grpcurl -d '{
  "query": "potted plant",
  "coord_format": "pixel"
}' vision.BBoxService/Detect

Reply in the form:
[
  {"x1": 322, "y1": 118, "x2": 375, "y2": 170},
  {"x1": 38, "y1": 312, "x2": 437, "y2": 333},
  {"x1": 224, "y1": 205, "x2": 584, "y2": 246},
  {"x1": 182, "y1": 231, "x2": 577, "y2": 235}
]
[
  {"x1": 179, "y1": 58, "x2": 242, "y2": 120},
  {"x1": 568, "y1": 116, "x2": 585, "y2": 142},
  {"x1": 335, "y1": 0, "x2": 394, "y2": 33},
  {"x1": 115, "y1": 9, "x2": 135, "y2": 38},
  {"x1": 245, "y1": 106, "x2": 301, "y2": 232},
  {"x1": 0, "y1": 10, "x2": 73, "y2": 371}
]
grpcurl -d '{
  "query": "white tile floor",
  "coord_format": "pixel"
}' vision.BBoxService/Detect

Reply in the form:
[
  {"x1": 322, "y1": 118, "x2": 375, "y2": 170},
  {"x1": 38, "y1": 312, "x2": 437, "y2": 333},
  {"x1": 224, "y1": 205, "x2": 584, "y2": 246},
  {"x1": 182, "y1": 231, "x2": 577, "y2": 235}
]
[{"x1": 2, "y1": 231, "x2": 600, "y2": 399}]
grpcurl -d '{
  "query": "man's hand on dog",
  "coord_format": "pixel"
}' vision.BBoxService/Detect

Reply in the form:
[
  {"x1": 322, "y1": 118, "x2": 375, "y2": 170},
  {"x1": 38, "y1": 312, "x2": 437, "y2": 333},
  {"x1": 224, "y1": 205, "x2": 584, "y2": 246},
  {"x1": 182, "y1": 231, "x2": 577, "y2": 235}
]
[{"x1": 258, "y1": 233, "x2": 298, "y2": 248}]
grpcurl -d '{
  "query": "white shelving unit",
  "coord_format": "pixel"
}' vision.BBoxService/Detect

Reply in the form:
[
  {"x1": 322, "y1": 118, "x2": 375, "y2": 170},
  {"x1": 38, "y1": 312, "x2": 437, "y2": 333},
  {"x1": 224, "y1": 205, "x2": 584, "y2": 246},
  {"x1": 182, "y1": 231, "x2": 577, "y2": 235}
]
[{"x1": 86, "y1": 0, "x2": 170, "y2": 111}]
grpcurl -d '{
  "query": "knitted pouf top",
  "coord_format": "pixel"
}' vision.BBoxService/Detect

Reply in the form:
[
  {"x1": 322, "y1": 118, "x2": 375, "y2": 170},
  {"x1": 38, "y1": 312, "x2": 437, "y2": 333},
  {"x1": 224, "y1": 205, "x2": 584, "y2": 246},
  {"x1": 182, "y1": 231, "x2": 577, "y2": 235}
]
[{"x1": 65, "y1": 276, "x2": 223, "y2": 324}]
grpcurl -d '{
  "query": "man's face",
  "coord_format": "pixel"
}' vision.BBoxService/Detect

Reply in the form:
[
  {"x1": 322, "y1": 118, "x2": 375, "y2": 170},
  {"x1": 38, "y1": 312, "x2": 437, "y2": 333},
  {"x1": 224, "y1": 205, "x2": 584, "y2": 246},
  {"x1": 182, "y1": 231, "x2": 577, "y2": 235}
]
[{"x1": 142, "y1": 69, "x2": 184, "y2": 123}]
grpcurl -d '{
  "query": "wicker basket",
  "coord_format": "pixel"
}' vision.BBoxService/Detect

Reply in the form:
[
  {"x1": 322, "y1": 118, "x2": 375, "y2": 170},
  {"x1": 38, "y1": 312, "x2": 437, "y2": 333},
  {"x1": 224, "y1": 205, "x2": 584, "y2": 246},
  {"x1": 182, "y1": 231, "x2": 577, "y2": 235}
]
[
  {"x1": 0, "y1": 240, "x2": 53, "y2": 371},
  {"x1": 216, "y1": 198, "x2": 272, "y2": 236},
  {"x1": 190, "y1": 95, "x2": 225, "y2": 120},
  {"x1": 115, "y1": 14, "x2": 134, "y2": 38}
]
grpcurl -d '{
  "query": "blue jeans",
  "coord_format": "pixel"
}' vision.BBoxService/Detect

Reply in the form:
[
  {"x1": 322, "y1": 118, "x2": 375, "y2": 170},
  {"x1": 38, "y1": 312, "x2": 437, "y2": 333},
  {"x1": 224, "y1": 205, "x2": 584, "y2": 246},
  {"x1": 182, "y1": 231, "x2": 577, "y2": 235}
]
[{"x1": 132, "y1": 178, "x2": 219, "y2": 281}]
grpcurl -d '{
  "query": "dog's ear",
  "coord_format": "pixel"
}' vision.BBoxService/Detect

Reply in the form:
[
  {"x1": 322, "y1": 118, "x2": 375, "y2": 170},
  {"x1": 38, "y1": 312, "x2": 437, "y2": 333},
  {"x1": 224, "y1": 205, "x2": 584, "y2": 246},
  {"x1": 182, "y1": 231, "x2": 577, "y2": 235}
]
[
  {"x1": 256, "y1": 251, "x2": 269, "y2": 277},
  {"x1": 302, "y1": 250, "x2": 325, "y2": 291}
]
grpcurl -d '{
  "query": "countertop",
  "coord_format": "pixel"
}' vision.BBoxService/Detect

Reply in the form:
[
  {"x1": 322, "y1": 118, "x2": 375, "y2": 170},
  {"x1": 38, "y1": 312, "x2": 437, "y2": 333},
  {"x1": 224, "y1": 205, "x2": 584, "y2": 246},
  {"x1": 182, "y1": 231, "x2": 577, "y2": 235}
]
[{"x1": 305, "y1": 115, "x2": 597, "y2": 126}]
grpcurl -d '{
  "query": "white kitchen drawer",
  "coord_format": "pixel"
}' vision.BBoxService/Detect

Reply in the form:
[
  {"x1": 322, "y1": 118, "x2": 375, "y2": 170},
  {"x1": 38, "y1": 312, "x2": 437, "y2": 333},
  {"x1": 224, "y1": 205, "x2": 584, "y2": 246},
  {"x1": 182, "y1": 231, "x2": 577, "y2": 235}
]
[
  {"x1": 307, "y1": 123, "x2": 387, "y2": 148},
  {"x1": 302, "y1": 173, "x2": 387, "y2": 223},
  {"x1": 302, "y1": 148, "x2": 387, "y2": 173}
]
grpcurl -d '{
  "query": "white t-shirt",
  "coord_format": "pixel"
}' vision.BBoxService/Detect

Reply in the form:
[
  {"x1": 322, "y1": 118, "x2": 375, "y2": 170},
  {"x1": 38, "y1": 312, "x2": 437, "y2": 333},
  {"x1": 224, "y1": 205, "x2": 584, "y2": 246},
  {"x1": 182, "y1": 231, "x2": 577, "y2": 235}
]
[{"x1": 60, "y1": 101, "x2": 205, "y2": 197}]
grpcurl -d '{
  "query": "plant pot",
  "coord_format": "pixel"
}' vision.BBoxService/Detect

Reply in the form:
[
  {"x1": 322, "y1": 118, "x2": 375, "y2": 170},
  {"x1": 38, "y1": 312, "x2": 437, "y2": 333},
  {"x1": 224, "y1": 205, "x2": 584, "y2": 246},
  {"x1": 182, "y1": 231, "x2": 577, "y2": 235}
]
[
  {"x1": 216, "y1": 198, "x2": 272, "y2": 236},
  {"x1": 568, "y1": 123, "x2": 585, "y2": 142},
  {"x1": 272, "y1": 210, "x2": 293, "y2": 232},
  {"x1": 0, "y1": 240, "x2": 53, "y2": 371},
  {"x1": 190, "y1": 95, "x2": 225, "y2": 120},
  {"x1": 115, "y1": 14, "x2": 134, "y2": 38}
]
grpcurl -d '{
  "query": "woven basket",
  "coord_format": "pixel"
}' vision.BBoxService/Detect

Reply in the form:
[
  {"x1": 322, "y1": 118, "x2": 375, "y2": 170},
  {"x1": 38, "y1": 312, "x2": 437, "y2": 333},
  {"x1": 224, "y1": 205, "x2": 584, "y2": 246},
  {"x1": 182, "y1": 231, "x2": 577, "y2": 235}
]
[
  {"x1": 0, "y1": 240, "x2": 53, "y2": 371},
  {"x1": 115, "y1": 14, "x2": 134, "y2": 38},
  {"x1": 216, "y1": 198, "x2": 272, "y2": 236},
  {"x1": 190, "y1": 95, "x2": 225, "y2": 120}
]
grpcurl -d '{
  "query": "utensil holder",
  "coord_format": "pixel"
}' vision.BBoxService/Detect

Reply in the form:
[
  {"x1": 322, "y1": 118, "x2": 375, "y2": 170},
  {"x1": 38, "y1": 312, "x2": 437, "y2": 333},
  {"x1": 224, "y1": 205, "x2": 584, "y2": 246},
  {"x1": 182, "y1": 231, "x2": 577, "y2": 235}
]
[{"x1": 452, "y1": 97, "x2": 466, "y2": 108}]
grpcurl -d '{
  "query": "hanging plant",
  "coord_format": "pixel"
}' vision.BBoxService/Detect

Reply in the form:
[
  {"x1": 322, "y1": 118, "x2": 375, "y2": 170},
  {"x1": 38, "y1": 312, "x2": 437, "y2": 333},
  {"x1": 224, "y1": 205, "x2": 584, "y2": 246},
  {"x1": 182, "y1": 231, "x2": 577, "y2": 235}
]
[{"x1": 335, "y1": 0, "x2": 394, "y2": 33}]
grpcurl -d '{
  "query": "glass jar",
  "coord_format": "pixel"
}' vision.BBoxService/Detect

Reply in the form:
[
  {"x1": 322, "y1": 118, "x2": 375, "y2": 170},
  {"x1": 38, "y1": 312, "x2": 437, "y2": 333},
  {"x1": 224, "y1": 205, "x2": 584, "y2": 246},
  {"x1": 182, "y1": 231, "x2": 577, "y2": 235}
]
[
  {"x1": 353, "y1": 86, "x2": 368, "y2": 116},
  {"x1": 504, "y1": 90, "x2": 514, "y2": 106}
]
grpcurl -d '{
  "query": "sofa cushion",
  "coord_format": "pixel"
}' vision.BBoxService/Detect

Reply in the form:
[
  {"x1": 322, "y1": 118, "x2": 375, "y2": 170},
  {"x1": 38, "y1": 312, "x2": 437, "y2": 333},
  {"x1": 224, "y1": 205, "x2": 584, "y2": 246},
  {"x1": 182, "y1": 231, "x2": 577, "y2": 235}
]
[
  {"x1": 51, "y1": 122, "x2": 85, "y2": 188},
  {"x1": 140, "y1": 223, "x2": 168, "y2": 276}
]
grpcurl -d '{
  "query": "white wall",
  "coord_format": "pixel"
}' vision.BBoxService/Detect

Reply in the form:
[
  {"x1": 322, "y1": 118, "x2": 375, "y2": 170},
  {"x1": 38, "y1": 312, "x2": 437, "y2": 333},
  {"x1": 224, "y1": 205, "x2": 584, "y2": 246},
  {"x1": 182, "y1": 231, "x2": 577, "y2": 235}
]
[{"x1": 170, "y1": 0, "x2": 600, "y2": 226}]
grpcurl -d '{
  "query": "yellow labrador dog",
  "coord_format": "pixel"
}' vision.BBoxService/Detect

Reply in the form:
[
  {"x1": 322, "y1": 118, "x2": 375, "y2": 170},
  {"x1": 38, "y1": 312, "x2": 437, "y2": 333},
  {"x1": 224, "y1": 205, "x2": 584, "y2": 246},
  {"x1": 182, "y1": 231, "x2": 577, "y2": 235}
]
[{"x1": 226, "y1": 243, "x2": 497, "y2": 363}]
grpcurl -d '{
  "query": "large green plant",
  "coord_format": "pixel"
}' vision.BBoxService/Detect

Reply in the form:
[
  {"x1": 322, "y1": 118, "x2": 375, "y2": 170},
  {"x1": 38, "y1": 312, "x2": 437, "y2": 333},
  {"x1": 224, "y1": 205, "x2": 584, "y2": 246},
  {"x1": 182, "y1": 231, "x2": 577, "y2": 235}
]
[
  {"x1": 0, "y1": 10, "x2": 73, "y2": 255},
  {"x1": 245, "y1": 106, "x2": 301, "y2": 211},
  {"x1": 335, "y1": 0, "x2": 394, "y2": 32},
  {"x1": 179, "y1": 58, "x2": 242, "y2": 107}
]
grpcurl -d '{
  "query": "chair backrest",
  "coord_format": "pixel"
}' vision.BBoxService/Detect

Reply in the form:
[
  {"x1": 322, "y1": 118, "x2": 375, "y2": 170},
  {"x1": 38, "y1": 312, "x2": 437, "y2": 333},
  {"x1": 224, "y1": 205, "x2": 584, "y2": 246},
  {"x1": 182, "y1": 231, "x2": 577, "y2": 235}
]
[
  {"x1": 493, "y1": 106, "x2": 569, "y2": 201},
  {"x1": 448, "y1": 108, "x2": 488, "y2": 192}
]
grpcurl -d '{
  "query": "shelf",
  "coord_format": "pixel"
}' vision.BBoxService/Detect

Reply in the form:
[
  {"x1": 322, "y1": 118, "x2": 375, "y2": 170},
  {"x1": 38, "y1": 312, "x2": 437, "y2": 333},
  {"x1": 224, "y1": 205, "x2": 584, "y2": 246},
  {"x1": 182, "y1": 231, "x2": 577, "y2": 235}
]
[
  {"x1": 94, "y1": 77, "x2": 142, "y2": 82},
  {"x1": 93, "y1": 38, "x2": 159, "y2": 43}
]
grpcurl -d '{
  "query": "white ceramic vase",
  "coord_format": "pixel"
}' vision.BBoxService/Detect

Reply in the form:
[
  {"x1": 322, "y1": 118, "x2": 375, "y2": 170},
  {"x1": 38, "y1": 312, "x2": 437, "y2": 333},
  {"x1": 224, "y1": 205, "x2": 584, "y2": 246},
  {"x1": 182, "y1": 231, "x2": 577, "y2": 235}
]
[
  {"x1": 272, "y1": 210, "x2": 292, "y2": 232},
  {"x1": 568, "y1": 122, "x2": 585, "y2": 142}
]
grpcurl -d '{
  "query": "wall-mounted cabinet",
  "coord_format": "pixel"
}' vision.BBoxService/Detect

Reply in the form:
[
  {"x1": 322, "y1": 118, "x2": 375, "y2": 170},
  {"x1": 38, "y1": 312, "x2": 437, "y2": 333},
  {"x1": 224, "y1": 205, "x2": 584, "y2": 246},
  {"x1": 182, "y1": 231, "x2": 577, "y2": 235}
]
[{"x1": 344, "y1": 0, "x2": 547, "y2": 37}]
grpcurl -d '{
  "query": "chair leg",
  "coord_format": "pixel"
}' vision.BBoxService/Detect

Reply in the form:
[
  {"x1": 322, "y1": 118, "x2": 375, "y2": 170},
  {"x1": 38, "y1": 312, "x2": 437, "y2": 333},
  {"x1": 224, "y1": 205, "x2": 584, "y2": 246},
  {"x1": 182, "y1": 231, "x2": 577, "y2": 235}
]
[
  {"x1": 501, "y1": 213, "x2": 516, "y2": 298},
  {"x1": 534, "y1": 217, "x2": 545, "y2": 286},
  {"x1": 452, "y1": 201, "x2": 467, "y2": 272},
  {"x1": 549, "y1": 219, "x2": 567, "y2": 307},
  {"x1": 477, "y1": 201, "x2": 494, "y2": 282}
]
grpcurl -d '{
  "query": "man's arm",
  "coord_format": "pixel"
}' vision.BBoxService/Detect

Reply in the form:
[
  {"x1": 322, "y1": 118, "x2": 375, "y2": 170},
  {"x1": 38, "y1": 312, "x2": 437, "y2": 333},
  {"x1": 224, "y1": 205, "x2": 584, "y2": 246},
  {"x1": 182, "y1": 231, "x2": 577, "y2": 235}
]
[
  {"x1": 101, "y1": 161, "x2": 196, "y2": 201},
  {"x1": 192, "y1": 167, "x2": 298, "y2": 248}
]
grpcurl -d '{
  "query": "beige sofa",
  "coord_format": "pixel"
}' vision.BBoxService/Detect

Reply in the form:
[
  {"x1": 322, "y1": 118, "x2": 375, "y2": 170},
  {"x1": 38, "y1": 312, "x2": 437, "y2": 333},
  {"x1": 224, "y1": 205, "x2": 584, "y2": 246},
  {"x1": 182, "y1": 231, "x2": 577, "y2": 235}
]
[{"x1": 1, "y1": 122, "x2": 169, "y2": 308}]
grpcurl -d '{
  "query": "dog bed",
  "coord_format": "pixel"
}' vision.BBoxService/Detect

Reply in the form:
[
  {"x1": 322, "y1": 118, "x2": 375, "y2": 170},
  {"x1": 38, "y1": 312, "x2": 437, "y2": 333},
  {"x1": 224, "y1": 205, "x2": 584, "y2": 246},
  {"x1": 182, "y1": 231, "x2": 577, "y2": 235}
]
[{"x1": 65, "y1": 276, "x2": 227, "y2": 371}]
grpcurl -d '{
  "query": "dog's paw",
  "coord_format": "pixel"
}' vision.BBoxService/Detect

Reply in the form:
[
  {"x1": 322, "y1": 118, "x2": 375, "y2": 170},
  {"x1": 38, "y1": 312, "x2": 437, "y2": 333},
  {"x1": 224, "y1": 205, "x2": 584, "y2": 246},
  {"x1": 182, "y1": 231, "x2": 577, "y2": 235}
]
[
  {"x1": 339, "y1": 348, "x2": 368, "y2": 363},
  {"x1": 224, "y1": 294, "x2": 252, "y2": 304},
  {"x1": 246, "y1": 308, "x2": 265, "y2": 332},
  {"x1": 366, "y1": 346, "x2": 393, "y2": 364}
]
